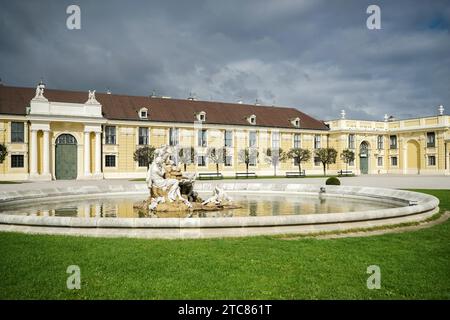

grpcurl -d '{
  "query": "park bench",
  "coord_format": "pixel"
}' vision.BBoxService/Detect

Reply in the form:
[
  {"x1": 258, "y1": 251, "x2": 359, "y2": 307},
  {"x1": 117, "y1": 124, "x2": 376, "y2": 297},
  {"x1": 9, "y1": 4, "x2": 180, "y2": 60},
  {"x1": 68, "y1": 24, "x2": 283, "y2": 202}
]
[
  {"x1": 198, "y1": 172, "x2": 224, "y2": 180},
  {"x1": 338, "y1": 170, "x2": 353, "y2": 176},
  {"x1": 285, "y1": 170, "x2": 306, "y2": 178},
  {"x1": 235, "y1": 172, "x2": 257, "y2": 179}
]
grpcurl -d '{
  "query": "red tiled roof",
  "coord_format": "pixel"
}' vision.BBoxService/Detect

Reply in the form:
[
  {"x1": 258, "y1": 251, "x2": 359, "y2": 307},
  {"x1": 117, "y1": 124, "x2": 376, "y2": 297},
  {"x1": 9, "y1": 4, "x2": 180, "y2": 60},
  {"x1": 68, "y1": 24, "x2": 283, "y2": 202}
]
[{"x1": 0, "y1": 85, "x2": 329, "y2": 130}]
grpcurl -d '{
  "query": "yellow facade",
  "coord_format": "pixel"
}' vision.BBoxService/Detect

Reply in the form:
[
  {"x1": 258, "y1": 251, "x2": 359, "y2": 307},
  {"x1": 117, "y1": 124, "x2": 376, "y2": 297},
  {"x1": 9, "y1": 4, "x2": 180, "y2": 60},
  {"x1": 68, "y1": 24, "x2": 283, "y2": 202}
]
[{"x1": 0, "y1": 111, "x2": 449, "y2": 180}]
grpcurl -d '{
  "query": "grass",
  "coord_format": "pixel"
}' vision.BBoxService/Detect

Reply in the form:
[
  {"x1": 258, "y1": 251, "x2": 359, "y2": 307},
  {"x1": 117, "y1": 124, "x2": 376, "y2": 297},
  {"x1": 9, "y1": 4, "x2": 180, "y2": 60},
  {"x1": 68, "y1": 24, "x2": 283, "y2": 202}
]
[
  {"x1": 0, "y1": 181, "x2": 22, "y2": 184},
  {"x1": 0, "y1": 189, "x2": 448, "y2": 299}
]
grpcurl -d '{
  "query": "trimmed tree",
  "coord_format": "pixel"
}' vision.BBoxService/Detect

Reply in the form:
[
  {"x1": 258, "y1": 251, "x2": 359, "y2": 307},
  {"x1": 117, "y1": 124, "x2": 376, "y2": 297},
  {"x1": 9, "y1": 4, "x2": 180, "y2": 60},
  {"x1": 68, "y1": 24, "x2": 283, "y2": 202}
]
[
  {"x1": 315, "y1": 148, "x2": 338, "y2": 176},
  {"x1": 133, "y1": 145, "x2": 156, "y2": 169},
  {"x1": 0, "y1": 143, "x2": 7, "y2": 164},
  {"x1": 207, "y1": 147, "x2": 226, "y2": 174},
  {"x1": 238, "y1": 148, "x2": 259, "y2": 175},
  {"x1": 265, "y1": 148, "x2": 287, "y2": 176},
  {"x1": 341, "y1": 149, "x2": 355, "y2": 172},
  {"x1": 178, "y1": 147, "x2": 196, "y2": 171},
  {"x1": 287, "y1": 148, "x2": 311, "y2": 175}
]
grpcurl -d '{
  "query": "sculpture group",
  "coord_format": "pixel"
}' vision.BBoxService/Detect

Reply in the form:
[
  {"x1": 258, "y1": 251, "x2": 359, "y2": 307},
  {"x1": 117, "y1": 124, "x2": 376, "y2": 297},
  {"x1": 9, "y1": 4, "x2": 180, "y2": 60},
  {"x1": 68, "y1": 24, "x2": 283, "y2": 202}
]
[{"x1": 135, "y1": 145, "x2": 238, "y2": 216}]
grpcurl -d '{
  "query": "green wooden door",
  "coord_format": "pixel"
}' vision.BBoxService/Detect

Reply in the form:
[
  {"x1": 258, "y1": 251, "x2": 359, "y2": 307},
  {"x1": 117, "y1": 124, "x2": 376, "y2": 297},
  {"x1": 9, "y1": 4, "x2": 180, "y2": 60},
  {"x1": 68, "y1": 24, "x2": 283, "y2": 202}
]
[
  {"x1": 359, "y1": 142, "x2": 369, "y2": 174},
  {"x1": 55, "y1": 134, "x2": 77, "y2": 180}
]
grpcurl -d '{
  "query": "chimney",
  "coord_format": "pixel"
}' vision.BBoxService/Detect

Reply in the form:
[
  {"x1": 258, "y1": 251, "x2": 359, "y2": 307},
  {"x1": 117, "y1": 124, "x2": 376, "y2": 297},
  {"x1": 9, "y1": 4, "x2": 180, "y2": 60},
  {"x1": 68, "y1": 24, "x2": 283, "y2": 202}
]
[{"x1": 106, "y1": 88, "x2": 111, "y2": 94}]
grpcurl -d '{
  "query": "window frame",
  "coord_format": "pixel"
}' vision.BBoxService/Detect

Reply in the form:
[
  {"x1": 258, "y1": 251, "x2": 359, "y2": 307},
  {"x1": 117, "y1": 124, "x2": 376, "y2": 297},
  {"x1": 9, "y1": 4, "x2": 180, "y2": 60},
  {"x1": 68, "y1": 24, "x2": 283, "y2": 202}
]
[
  {"x1": 11, "y1": 122, "x2": 24, "y2": 143},
  {"x1": 169, "y1": 128, "x2": 179, "y2": 146},
  {"x1": 377, "y1": 135, "x2": 384, "y2": 150},
  {"x1": 389, "y1": 135, "x2": 397, "y2": 149},
  {"x1": 224, "y1": 130, "x2": 233, "y2": 147},
  {"x1": 105, "y1": 126, "x2": 116, "y2": 145},
  {"x1": 348, "y1": 134, "x2": 355, "y2": 149},
  {"x1": 428, "y1": 155, "x2": 436, "y2": 166},
  {"x1": 293, "y1": 134, "x2": 301, "y2": 148},
  {"x1": 138, "y1": 127, "x2": 149, "y2": 145},
  {"x1": 426, "y1": 132, "x2": 436, "y2": 148},
  {"x1": 11, "y1": 154, "x2": 24, "y2": 168},
  {"x1": 105, "y1": 154, "x2": 116, "y2": 167},
  {"x1": 314, "y1": 135, "x2": 321, "y2": 149},
  {"x1": 249, "y1": 131, "x2": 257, "y2": 148},
  {"x1": 391, "y1": 156, "x2": 398, "y2": 166},
  {"x1": 197, "y1": 129, "x2": 207, "y2": 147}
]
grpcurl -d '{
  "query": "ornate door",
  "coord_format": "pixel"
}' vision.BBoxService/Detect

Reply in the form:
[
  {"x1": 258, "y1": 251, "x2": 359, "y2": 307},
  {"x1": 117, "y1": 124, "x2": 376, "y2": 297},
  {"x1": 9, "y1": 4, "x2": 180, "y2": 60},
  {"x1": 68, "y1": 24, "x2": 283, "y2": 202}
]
[
  {"x1": 55, "y1": 134, "x2": 77, "y2": 180},
  {"x1": 359, "y1": 142, "x2": 369, "y2": 174}
]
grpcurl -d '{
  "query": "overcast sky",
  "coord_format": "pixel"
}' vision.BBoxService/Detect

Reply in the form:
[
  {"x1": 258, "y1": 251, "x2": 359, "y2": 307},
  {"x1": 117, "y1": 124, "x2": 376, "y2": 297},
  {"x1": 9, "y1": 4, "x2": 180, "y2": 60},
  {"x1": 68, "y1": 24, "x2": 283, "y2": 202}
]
[{"x1": 0, "y1": 0, "x2": 449, "y2": 120}]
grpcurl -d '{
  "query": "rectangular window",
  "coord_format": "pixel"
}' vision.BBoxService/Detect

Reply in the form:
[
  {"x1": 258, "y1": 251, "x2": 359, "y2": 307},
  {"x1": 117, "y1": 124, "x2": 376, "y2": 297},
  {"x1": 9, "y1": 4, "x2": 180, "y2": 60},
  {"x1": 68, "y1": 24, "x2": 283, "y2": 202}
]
[
  {"x1": 11, "y1": 122, "x2": 24, "y2": 143},
  {"x1": 197, "y1": 155, "x2": 206, "y2": 166},
  {"x1": 377, "y1": 135, "x2": 384, "y2": 150},
  {"x1": 224, "y1": 130, "x2": 233, "y2": 147},
  {"x1": 377, "y1": 157, "x2": 383, "y2": 166},
  {"x1": 391, "y1": 156, "x2": 398, "y2": 166},
  {"x1": 314, "y1": 135, "x2": 321, "y2": 149},
  {"x1": 249, "y1": 131, "x2": 257, "y2": 148},
  {"x1": 105, "y1": 155, "x2": 116, "y2": 167},
  {"x1": 389, "y1": 135, "x2": 397, "y2": 149},
  {"x1": 105, "y1": 126, "x2": 116, "y2": 145},
  {"x1": 272, "y1": 132, "x2": 280, "y2": 149},
  {"x1": 138, "y1": 155, "x2": 147, "y2": 167},
  {"x1": 249, "y1": 155, "x2": 257, "y2": 166},
  {"x1": 138, "y1": 127, "x2": 148, "y2": 145},
  {"x1": 198, "y1": 129, "x2": 207, "y2": 147},
  {"x1": 169, "y1": 128, "x2": 179, "y2": 146},
  {"x1": 348, "y1": 134, "x2": 355, "y2": 149},
  {"x1": 11, "y1": 154, "x2": 24, "y2": 168},
  {"x1": 428, "y1": 155, "x2": 436, "y2": 166},
  {"x1": 225, "y1": 155, "x2": 233, "y2": 166},
  {"x1": 427, "y1": 132, "x2": 435, "y2": 148},
  {"x1": 314, "y1": 156, "x2": 321, "y2": 166},
  {"x1": 293, "y1": 134, "x2": 301, "y2": 148}
]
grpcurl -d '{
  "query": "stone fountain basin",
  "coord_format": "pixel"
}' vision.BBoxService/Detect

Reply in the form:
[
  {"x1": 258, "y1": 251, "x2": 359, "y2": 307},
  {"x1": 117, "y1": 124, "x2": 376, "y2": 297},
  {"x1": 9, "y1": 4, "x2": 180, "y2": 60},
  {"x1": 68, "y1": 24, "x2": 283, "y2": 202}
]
[{"x1": 0, "y1": 183, "x2": 439, "y2": 229}]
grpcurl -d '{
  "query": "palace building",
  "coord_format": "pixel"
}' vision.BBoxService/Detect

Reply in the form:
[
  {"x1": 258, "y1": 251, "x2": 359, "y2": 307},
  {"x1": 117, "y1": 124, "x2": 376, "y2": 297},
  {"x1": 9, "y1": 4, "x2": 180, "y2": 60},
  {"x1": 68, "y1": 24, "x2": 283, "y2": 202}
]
[{"x1": 0, "y1": 83, "x2": 448, "y2": 181}]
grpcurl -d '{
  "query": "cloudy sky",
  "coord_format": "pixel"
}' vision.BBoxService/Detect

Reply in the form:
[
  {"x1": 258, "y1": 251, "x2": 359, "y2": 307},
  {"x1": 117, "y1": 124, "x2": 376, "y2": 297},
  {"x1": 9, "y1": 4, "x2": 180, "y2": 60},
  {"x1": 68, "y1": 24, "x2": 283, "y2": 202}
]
[{"x1": 0, "y1": 0, "x2": 449, "y2": 120}]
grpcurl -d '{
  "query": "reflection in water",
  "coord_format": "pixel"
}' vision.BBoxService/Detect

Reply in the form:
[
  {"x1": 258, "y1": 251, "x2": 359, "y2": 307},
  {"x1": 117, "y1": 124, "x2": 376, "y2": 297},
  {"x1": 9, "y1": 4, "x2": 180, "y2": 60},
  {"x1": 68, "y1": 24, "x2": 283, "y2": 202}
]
[{"x1": 0, "y1": 194, "x2": 401, "y2": 218}]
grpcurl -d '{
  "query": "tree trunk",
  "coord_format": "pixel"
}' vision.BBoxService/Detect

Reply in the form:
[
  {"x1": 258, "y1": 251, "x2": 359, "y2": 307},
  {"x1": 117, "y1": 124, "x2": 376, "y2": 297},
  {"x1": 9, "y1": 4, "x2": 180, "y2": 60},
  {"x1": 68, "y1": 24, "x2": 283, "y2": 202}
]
[
  {"x1": 298, "y1": 161, "x2": 302, "y2": 175},
  {"x1": 216, "y1": 163, "x2": 219, "y2": 174},
  {"x1": 323, "y1": 163, "x2": 327, "y2": 176},
  {"x1": 184, "y1": 163, "x2": 187, "y2": 171},
  {"x1": 274, "y1": 163, "x2": 276, "y2": 176},
  {"x1": 246, "y1": 163, "x2": 249, "y2": 175}
]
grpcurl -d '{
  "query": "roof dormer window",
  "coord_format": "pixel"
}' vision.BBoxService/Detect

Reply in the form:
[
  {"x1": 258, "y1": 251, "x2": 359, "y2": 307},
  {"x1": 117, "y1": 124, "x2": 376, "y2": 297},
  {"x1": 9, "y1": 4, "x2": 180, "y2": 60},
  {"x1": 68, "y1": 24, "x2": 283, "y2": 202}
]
[
  {"x1": 196, "y1": 111, "x2": 206, "y2": 122},
  {"x1": 139, "y1": 107, "x2": 148, "y2": 119},
  {"x1": 291, "y1": 117, "x2": 300, "y2": 128},
  {"x1": 247, "y1": 114, "x2": 256, "y2": 125}
]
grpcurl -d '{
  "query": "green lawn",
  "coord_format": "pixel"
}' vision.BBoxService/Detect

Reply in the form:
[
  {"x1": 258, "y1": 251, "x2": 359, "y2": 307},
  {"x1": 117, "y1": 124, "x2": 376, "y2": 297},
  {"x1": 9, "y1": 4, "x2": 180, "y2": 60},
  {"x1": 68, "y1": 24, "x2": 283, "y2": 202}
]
[{"x1": 0, "y1": 189, "x2": 449, "y2": 299}]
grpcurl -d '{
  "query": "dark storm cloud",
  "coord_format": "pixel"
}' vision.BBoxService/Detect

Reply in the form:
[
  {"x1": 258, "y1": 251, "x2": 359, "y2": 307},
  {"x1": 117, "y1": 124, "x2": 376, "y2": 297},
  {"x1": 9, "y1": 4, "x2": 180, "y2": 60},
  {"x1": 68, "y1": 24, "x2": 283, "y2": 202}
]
[{"x1": 0, "y1": 0, "x2": 449, "y2": 120}]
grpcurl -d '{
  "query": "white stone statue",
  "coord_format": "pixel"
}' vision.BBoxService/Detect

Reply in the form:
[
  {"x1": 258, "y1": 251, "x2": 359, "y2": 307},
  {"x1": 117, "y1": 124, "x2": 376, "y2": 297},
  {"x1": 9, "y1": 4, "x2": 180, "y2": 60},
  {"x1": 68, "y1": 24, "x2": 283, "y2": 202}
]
[
  {"x1": 86, "y1": 90, "x2": 99, "y2": 104},
  {"x1": 202, "y1": 186, "x2": 232, "y2": 206},
  {"x1": 146, "y1": 145, "x2": 191, "y2": 209},
  {"x1": 33, "y1": 82, "x2": 46, "y2": 100}
]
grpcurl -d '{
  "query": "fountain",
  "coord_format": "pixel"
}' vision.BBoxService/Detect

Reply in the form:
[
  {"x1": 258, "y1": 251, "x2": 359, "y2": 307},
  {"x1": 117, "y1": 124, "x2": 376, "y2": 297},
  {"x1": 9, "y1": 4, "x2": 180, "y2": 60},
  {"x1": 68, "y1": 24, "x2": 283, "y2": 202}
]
[
  {"x1": 0, "y1": 145, "x2": 440, "y2": 238},
  {"x1": 135, "y1": 145, "x2": 239, "y2": 216}
]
